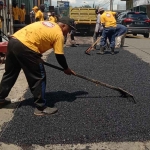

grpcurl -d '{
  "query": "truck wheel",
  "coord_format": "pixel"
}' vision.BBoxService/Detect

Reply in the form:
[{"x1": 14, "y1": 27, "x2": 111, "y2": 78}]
[{"x1": 144, "y1": 33, "x2": 149, "y2": 38}]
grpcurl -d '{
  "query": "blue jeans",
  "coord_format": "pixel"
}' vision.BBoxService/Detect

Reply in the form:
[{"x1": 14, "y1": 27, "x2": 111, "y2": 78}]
[{"x1": 100, "y1": 27, "x2": 116, "y2": 48}]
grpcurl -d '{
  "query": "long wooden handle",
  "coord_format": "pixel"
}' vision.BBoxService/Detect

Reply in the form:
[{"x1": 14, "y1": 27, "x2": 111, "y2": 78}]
[
  {"x1": 85, "y1": 37, "x2": 101, "y2": 53},
  {"x1": 43, "y1": 61, "x2": 117, "y2": 90},
  {"x1": 43, "y1": 62, "x2": 135, "y2": 102}
]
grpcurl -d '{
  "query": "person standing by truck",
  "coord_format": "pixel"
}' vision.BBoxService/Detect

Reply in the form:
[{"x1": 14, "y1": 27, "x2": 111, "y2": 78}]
[
  {"x1": 92, "y1": 8, "x2": 103, "y2": 50},
  {"x1": 97, "y1": 8, "x2": 117, "y2": 55}
]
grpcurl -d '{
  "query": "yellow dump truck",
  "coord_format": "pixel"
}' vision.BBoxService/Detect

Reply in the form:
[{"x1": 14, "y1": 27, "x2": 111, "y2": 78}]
[{"x1": 69, "y1": 7, "x2": 97, "y2": 35}]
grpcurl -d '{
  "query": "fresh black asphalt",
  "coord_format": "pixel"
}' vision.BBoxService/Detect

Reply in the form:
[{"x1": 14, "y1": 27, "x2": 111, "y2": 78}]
[{"x1": 1, "y1": 45, "x2": 150, "y2": 145}]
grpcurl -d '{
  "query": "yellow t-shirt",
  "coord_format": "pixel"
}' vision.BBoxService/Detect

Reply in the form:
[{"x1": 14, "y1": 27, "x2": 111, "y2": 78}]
[
  {"x1": 13, "y1": 6, "x2": 20, "y2": 20},
  {"x1": 100, "y1": 11, "x2": 117, "y2": 28},
  {"x1": 35, "y1": 10, "x2": 44, "y2": 21},
  {"x1": 19, "y1": 8, "x2": 26, "y2": 22},
  {"x1": 13, "y1": 21, "x2": 64, "y2": 54},
  {"x1": 49, "y1": 16, "x2": 57, "y2": 23}
]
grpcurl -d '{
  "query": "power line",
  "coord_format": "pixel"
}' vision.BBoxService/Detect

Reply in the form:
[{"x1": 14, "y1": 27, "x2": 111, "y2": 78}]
[{"x1": 99, "y1": 0, "x2": 110, "y2": 8}]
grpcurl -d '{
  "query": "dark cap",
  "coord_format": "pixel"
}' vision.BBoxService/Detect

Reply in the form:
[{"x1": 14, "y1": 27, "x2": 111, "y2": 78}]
[{"x1": 59, "y1": 16, "x2": 76, "y2": 30}]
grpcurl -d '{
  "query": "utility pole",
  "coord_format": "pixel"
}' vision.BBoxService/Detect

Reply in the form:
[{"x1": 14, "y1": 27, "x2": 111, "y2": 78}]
[{"x1": 110, "y1": 0, "x2": 113, "y2": 11}]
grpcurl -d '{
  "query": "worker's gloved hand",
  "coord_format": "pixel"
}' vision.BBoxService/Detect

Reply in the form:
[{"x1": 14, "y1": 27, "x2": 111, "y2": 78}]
[{"x1": 64, "y1": 68, "x2": 76, "y2": 75}]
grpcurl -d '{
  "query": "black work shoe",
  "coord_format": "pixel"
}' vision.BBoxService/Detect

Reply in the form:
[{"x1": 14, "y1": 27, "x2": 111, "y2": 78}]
[
  {"x1": 0, "y1": 98, "x2": 11, "y2": 108},
  {"x1": 111, "y1": 52, "x2": 115, "y2": 55},
  {"x1": 110, "y1": 48, "x2": 115, "y2": 55}
]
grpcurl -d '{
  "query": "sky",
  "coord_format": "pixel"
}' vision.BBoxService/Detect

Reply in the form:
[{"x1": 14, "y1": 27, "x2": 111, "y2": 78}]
[{"x1": 51, "y1": 0, "x2": 126, "y2": 8}]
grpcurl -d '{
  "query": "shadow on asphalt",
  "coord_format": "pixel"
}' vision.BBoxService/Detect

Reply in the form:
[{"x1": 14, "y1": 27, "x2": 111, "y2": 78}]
[{"x1": 2, "y1": 91, "x2": 125, "y2": 109}]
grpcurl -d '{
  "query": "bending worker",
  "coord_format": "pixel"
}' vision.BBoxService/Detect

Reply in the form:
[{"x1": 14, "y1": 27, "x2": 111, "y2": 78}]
[
  {"x1": 97, "y1": 8, "x2": 117, "y2": 55},
  {"x1": 0, "y1": 17, "x2": 76, "y2": 116},
  {"x1": 115, "y1": 24, "x2": 127, "y2": 48}
]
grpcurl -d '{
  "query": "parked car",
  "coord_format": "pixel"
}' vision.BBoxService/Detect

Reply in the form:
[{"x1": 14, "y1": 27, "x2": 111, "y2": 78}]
[{"x1": 117, "y1": 11, "x2": 150, "y2": 38}]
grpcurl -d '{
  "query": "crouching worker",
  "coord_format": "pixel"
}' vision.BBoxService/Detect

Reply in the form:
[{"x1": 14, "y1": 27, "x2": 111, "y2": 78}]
[
  {"x1": 97, "y1": 8, "x2": 117, "y2": 55},
  {"x1": 0, "y1": 17, "x2": 76, "y2": 116},
  {"x1": 115, "y1": 24, "x2": 127, "y2": 48}
]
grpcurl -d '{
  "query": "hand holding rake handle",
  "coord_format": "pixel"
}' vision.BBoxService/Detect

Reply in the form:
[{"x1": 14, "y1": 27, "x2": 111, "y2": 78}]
[{"x1": 43, "y1": 62, "x2": 136, "y2": 104}]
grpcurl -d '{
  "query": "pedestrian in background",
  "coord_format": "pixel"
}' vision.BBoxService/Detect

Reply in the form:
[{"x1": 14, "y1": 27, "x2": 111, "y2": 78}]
[
  {"x1": 35, "y1": 4, "x2": 45, "y2": 21},
  {"x1": 30, "y1": 6, "x2": 38, "y2": 23},
  {"x1": 0, "y1": 17, "x2": 76, "y2": 116},
  {"x1": 19, "y1": 3, "x2": 26, "y2": 24},
  {"x1": 12, "y1": 0, "x2": 20, "y2": 24},
  {"x1": 49, "y1": 12, "x2": 57, "y2": 23},
  {"x1": 115, "y1": 24, "x2": 127, "y2": 48},
  {"x1": 97, "y1": 8, "x2": 117, "y2": 55},
  {"x1": 68, "y1": 19, "x2": 78, "y2": 47}
]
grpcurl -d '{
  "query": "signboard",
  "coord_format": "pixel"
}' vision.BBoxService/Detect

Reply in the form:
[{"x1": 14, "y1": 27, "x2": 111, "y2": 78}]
[
  {"x1": 133, "y1": 0, "x2": 150, "y2": 7},
  {"x1": 57, "y1": 1, "x2": 70, "y2": 17},
  {"x1": 57, "y1": 1, "x2": 69, "y2": 7}
]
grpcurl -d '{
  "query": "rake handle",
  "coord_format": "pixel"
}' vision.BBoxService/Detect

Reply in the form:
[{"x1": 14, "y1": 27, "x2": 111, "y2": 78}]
[
  {"x1": 43, "y1": 61, "x2": 117, "y2": 90},
  {"x1": 85, "y1": 37, "x2": 101, "y2": 53},
  {"x1": 43, "y1": 62, "x2": 135, "y2": 103}
]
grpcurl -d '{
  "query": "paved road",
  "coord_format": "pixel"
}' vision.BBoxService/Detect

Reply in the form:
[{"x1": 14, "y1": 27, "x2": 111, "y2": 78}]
[{"x1": 0, "y1": 36, "x2": 150, "y2": 149}]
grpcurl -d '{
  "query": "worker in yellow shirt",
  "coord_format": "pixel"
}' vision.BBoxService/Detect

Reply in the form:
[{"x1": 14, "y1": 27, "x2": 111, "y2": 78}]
[
  {"x1": 19, "y1": 3, "x2": 26, "y2": 24},
  {"x1": 0, "y1": 17, "x2": 76, "y2": 116},
  {"x1": 30, "y1": 6, "x2": 38, "y2": 23},
  {"x1": 97, "y1": 8, "x2": 117, "y2": 55},
  {"x1": 49, "y1": 12, "x2": 57, "y2": 23},
  {"x1": 12, "y1": 0, "x2": 20, "y2": 24},
  {"x1": 35, "y1": 4, "x2": 45, "y2": 21}
]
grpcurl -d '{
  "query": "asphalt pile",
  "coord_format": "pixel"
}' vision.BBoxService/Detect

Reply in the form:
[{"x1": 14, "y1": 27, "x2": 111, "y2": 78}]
[{"x1": 0, "y1": 47, "x2": 150, "y2": 145}]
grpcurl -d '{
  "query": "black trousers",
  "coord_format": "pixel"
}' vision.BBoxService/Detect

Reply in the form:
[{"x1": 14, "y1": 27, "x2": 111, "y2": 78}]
[
  {"x1": 0, "y1": 38, "x2": 46, "y2": 108},
  {"x1": 0, "y1": 30, "x2": 2, "y2": 42}
]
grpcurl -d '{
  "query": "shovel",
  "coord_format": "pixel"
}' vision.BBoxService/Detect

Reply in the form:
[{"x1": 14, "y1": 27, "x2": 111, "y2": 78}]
[{"x1": 43, "y1": 62, "x2": 136, "y2": 104}]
